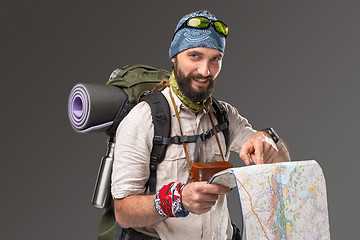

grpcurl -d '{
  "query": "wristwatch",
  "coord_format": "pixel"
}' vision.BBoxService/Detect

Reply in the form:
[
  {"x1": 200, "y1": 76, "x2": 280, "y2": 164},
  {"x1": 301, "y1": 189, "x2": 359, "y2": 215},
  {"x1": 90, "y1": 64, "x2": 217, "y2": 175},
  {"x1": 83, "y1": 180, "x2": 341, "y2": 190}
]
[{"x1": 260, "y1": 127, "x2": 280, "y2": 144}]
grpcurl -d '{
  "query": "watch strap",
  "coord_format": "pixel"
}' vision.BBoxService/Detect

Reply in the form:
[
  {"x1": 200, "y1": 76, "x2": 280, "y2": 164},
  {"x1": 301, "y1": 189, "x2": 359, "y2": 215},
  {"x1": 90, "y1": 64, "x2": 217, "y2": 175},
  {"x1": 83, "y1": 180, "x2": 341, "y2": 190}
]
[{"x1": 260, "y1": 127, "x2": 279, "y2": 143}]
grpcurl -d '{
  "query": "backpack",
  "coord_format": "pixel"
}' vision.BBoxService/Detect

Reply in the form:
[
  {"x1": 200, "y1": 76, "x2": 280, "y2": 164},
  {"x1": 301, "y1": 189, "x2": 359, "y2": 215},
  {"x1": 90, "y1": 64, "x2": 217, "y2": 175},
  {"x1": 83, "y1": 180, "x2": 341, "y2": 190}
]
[{"x1": 95, "y1": 64, "x2": 230, "y2": 240}]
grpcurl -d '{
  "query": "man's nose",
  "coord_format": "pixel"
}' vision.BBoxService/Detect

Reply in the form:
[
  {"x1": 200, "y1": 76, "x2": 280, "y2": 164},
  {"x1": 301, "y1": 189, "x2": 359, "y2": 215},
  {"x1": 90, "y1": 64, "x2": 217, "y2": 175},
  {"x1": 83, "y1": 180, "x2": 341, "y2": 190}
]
[{"x1": 197, "y1": 61, "x2": 210, "y2": 77}]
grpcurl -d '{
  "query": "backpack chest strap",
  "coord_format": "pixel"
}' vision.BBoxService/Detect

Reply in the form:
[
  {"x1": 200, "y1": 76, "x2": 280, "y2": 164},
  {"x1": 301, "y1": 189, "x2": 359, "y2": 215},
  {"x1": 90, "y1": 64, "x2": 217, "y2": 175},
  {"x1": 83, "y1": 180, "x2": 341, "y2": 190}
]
[
  {"x1": 154, "y1": 121, "x2": 228, "y2": 162},
  {"x1": 157, "y1": 122, "x2": 227, "y2": 145}
]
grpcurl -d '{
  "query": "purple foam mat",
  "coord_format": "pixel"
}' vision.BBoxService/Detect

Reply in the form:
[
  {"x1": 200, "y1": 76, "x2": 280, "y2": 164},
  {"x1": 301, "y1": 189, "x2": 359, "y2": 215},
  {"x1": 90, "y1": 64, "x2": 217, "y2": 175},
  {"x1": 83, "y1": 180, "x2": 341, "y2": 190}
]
[{"x1": 68, "y1": 83, "x2": 127, "y2": 133}]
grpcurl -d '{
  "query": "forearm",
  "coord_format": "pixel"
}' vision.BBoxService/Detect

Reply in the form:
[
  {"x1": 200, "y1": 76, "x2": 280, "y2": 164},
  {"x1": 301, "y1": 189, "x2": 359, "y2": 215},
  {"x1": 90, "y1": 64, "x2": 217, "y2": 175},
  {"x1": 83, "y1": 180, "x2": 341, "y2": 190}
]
[
  {"x1": 275, "y1": 139, "x2": 291, "y2": 162},
  {"x1": 114, "y1": 194, "x2": 165, "y2": 229}
]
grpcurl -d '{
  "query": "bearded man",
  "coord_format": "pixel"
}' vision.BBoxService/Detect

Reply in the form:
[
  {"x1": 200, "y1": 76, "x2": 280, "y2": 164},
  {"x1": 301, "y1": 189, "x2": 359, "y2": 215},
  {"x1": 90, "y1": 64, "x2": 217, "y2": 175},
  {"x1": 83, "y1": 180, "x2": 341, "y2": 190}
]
[{"x1": 111, "y1": 10, "x2": 290, "y2": 240}]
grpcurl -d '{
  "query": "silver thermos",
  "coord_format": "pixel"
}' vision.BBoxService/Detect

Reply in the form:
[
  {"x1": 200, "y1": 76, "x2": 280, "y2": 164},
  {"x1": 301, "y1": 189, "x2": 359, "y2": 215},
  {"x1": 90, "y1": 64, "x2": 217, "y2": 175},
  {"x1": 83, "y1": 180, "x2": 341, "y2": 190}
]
[{"x1": 91, "y1": 138, "x2": 115, "y2": 208}]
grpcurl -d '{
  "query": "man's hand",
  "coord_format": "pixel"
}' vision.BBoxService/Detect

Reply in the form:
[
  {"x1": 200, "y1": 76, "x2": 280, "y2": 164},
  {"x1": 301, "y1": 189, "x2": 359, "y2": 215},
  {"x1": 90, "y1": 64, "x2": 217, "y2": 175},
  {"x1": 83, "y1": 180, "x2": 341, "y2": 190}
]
[
  {"x1": 239, "y1": 131, "x2": 288, "y2": 165},
  {"x1": 181, "y1": 182, "x2": 230, "y2": 215}
]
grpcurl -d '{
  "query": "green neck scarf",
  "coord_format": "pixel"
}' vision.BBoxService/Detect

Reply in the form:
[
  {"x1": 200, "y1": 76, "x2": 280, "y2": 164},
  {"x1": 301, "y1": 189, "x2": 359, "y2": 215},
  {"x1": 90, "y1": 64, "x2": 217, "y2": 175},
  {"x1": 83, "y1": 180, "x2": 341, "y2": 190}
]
[{"x1": 169, "y1": 71, "x2": 212, "y2": 113}]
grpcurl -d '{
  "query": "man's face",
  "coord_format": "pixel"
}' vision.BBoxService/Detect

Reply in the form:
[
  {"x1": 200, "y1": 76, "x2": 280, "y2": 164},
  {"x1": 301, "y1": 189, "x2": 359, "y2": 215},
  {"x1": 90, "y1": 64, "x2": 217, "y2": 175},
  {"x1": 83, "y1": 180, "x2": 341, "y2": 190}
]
[{"x1": 171, "y1": 47, "x2": 223, "y2": 102}]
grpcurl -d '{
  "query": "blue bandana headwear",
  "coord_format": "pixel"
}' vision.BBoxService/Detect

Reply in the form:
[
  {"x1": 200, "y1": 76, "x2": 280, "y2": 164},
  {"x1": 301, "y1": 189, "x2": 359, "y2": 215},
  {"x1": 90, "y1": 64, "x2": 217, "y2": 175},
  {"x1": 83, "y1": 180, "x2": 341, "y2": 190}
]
[{"x1": 169, "y1": 10, "x2": 226, "y2": 59}]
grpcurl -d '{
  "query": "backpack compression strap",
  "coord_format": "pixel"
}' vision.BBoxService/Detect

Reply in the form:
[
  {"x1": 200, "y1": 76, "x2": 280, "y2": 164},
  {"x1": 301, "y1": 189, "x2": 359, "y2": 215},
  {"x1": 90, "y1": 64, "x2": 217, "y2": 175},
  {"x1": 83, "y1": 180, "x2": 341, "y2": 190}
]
[{"x1": 140, "y1": 90, "x2": 171, "y2": 193}]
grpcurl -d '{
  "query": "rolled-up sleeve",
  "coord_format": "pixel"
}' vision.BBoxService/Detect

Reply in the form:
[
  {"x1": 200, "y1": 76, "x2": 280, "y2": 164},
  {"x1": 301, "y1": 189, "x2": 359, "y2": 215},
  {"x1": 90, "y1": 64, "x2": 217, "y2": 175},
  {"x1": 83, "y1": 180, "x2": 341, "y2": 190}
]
[{"x1": 111, "y1": 102, "x2": 154, "y2": 199}]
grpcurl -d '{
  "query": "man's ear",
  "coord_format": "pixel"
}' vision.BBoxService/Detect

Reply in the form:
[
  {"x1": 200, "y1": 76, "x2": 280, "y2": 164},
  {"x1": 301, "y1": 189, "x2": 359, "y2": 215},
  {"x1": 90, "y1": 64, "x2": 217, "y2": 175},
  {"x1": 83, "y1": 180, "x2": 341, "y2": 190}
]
[{"x1": 171, "y1": 57, "x2": 176, "y2": 64}]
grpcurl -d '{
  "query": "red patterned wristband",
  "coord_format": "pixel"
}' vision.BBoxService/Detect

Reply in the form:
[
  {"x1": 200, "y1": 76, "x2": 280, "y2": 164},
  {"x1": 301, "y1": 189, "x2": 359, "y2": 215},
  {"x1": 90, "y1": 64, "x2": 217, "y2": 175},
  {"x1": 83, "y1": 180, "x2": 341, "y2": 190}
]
[{"x1": 154, "y1": 182, "x2": 189, "y2": 218}]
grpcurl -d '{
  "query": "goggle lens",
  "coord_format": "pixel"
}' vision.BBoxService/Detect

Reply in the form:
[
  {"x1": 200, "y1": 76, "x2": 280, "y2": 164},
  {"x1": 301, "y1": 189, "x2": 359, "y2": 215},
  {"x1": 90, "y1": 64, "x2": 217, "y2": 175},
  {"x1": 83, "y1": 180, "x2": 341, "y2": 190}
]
[
  {"x1": 188, "y1": 17, "x2": 210, "y2": 28},
  {"x1": 186, "y1": 17, "x2": 228, "y2": 37},
  {"x1": 214, "y1": 21, "x2": 228, "y2": 36}
]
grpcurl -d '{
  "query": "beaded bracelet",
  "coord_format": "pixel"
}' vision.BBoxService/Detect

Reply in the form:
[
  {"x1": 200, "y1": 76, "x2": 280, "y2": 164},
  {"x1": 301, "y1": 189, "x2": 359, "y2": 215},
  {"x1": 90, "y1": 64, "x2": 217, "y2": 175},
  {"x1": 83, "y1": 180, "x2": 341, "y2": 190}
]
[{"x1": 154, "y1": 182, "x2": 189, "y2": 218}]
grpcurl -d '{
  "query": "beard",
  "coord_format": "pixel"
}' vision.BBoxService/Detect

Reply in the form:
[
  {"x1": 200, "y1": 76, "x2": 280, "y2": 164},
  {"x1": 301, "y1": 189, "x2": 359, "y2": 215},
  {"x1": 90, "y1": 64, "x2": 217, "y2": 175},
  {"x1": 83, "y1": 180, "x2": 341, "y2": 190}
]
[{"x1": 173, "y1": 62, "x2": 215, "y2": 103}]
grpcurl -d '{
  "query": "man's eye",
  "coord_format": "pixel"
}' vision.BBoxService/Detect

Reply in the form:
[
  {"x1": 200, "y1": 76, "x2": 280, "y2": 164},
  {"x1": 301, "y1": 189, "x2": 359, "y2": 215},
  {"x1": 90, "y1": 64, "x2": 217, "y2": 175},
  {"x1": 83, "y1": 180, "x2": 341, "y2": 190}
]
[{"x1": 212, "y1": 56, "x2": 222, "y2": 62}]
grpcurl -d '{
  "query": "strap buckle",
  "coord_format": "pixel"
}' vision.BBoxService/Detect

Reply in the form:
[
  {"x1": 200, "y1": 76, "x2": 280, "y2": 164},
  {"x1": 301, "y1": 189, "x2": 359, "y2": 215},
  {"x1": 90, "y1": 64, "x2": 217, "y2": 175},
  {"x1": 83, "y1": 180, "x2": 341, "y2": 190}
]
[
  {"x1": 150, "y1": 156, "x2": 158, "y2": 170},
  {"x1": 199, "y1": 133, "x2": 207, "y2": 141},
  {"x1": 153, "y1": 135, "x2": 163, "y2": 145}
]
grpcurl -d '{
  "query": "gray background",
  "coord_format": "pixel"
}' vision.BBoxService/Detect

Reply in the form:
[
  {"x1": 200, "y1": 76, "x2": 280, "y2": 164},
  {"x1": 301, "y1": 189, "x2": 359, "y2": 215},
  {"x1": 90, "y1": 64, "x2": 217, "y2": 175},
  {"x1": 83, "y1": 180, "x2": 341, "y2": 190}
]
[{"x1": 1, "y1": 0, "x2": 359, "y2": 239}]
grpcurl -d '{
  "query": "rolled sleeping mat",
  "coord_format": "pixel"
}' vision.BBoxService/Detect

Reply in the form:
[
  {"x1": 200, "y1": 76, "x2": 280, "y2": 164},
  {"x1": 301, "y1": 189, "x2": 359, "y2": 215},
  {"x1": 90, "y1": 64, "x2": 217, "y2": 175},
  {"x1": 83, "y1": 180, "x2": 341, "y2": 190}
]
[{"x1": 68, "y1": 83, "x2": 127, "y2": 133}]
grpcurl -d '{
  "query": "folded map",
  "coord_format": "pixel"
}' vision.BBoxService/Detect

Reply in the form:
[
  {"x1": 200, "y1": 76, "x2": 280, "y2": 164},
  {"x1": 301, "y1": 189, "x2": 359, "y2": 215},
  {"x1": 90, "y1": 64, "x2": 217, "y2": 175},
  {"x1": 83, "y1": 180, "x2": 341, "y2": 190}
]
[{"x1": 208, "y1": 160, "x2": 330, "y2": 240}]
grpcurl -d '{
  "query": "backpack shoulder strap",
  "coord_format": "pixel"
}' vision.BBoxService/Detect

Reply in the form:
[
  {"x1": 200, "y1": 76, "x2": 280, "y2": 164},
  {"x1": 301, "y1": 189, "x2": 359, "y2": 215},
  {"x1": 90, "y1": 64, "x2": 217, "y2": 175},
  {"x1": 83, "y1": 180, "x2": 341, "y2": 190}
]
[
  {"x1": 106, "y1": 97, "x2": 136, "y2": 137},
  {"x1": 211, "y1": 97, "x2": 230, "y2": 156},
  {"x1": 140, "y1": 90, "x2": 171, "y2": 193}
]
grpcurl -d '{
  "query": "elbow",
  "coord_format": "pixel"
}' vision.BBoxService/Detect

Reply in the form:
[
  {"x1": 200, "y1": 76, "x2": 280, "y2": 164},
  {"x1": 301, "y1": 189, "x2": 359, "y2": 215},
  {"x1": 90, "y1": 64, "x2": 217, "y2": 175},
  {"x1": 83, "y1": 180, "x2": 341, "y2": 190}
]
[
  {"x1": 115, "y1": 214, "x2": 131, "y2": 229},
  {"x1": 114, "y1": 200, "x2": 131, "y2": 229}
]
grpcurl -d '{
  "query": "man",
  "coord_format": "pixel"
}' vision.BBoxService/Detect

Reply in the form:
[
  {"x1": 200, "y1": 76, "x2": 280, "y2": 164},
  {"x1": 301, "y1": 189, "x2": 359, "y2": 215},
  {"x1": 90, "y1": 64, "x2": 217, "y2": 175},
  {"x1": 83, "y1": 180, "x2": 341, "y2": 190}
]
[{"x1": 111, "y1": 10, "x2": 290, "y2": 240}]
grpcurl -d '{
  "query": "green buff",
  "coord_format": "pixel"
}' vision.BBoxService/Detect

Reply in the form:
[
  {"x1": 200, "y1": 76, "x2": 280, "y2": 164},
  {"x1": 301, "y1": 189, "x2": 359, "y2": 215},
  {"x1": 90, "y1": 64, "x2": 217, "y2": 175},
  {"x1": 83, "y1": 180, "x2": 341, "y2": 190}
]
[{"x1": 169, "y1": 71, "x2": 212, "y2": 113}]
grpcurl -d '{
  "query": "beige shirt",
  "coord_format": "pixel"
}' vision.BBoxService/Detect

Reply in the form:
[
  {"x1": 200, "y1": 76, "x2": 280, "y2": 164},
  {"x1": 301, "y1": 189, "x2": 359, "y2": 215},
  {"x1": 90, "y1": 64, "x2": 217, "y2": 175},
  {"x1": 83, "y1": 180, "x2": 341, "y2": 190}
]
[{"x1": 111, "y1": 87, "x2": 256, "y2": 239}]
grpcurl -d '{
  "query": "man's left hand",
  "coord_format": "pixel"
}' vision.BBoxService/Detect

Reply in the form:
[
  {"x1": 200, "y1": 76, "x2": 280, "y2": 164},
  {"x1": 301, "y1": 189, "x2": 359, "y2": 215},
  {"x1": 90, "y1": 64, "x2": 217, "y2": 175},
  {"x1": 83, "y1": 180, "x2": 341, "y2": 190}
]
[{"x1": 239, "y1": 131, "x2": 280, "y2": 165}]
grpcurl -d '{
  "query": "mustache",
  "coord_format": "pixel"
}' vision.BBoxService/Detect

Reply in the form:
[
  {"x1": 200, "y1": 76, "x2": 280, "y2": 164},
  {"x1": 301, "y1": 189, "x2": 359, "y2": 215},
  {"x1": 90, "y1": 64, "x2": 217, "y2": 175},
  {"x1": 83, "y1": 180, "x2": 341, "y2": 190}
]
[{"x1": 188, "y1": 73, "x2": 215, "y2": 81}]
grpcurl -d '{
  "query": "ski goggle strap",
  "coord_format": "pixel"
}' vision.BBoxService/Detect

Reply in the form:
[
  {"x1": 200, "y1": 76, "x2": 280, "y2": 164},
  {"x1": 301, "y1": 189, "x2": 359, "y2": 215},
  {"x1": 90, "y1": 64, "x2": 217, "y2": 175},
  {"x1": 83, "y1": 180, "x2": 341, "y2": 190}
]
[{"x1": 174, "y1": 16, "x2": 229, "y2": 38}]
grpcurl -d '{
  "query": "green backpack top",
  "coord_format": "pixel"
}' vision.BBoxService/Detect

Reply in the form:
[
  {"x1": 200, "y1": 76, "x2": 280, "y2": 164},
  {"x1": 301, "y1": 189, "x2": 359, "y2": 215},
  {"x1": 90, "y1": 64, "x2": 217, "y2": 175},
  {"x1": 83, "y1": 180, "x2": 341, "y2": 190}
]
[
  {"x1": 106, "y1": 64, "x2": 170, "y2": 102},
  {"x1": 104, "y1": 64, "x2": 170, "y2": 137}
]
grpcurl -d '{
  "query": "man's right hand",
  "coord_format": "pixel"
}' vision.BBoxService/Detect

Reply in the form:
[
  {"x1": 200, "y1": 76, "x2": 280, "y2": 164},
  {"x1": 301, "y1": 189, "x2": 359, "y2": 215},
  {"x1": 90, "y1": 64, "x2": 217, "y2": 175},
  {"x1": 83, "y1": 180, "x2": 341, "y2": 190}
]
[{"x1": 181, "y1": 182, "x2": 230, "y2": 215}]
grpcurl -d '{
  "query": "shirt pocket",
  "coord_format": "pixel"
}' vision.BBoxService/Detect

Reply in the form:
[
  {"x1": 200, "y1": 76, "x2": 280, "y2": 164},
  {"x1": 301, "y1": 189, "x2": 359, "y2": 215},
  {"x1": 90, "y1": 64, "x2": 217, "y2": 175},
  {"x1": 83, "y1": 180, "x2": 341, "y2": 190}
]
[
  {"x1": 211, "y1": 139, "x2": 228, "y2": 162},
  {"x1": 156, "y1": 144, "x2": 189, "y2": 187}
]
